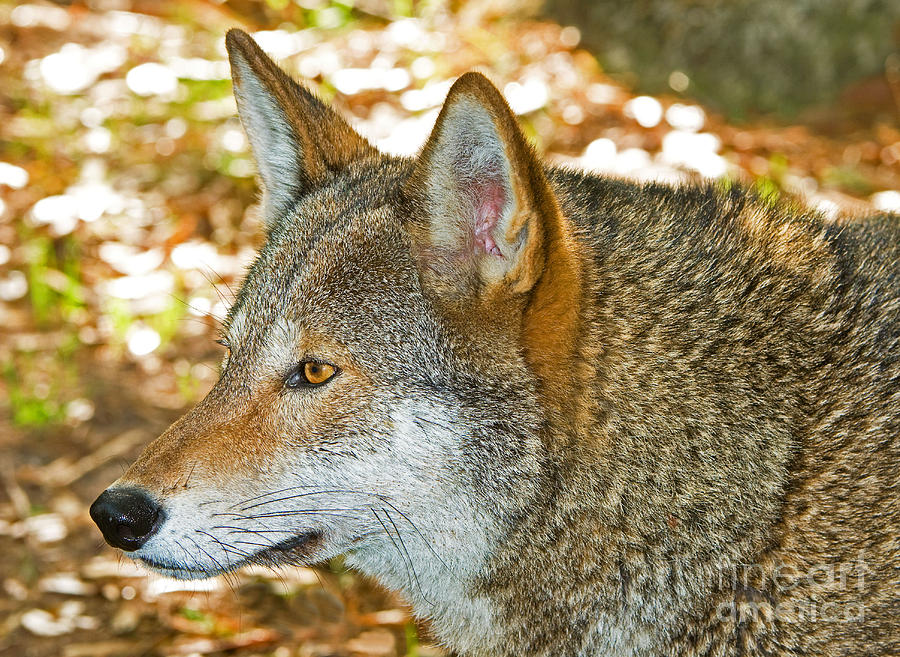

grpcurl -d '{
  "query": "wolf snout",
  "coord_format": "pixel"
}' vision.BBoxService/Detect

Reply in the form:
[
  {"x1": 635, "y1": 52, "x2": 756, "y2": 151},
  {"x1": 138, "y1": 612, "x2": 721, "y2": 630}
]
[{"x1": 90, "y1": 487, "x2": 163, "y2": 551}]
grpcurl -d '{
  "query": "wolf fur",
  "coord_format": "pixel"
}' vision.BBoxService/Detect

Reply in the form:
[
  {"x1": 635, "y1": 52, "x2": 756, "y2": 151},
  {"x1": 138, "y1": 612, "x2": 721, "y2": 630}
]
[{"x1": 93, "y1": 28, "x2": 899, "y2": 656}]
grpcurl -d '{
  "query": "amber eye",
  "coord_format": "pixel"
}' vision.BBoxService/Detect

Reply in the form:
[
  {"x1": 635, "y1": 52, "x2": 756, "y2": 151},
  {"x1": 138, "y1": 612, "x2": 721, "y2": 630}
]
[
  {"x1": 286, "y1": 361, "x2": 338, "y2": 389},
  {"x1": 215, "y1": 338, "x2": 232, "y2": 361}
]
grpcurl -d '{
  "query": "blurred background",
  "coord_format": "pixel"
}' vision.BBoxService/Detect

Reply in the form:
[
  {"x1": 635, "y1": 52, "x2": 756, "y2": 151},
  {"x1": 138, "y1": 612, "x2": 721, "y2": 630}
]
[{"x1": 0, "y1": 1, "x2": 898, "y2": 656}]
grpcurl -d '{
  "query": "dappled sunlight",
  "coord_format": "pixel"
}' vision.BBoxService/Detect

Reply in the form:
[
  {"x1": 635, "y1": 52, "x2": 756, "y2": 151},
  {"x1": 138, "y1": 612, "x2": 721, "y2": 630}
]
[
  {"x1": 503, "y1": 78, "x2": 550, "y2": 115},
  {"x1": 873, "y1": 189, "x2": 900, "y2": 212},
  {"x1": 125, "y1": 63, "x2": 179, "y2": 97},
  {"x1": 665, "y1": 103, "x2": 706, "y2": 131},
  {"x1": 126, "y1": 324, "x2": 162, "y2": 357},
  {"x1": 624, "y1": 95, "x2": 663, "y2": 128},
  {"x1": 0, "y1": 162, "x2": 29, "y2": 189},
  {"x1": 660, "y1": 130, "x2": 728, "y2": 178}
]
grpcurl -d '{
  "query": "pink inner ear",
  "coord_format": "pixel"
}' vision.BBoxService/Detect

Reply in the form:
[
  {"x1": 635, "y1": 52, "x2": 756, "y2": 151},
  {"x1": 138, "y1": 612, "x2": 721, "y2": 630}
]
[{"x1": 472, "y1": 180, "x2": 505, "y2": 257}]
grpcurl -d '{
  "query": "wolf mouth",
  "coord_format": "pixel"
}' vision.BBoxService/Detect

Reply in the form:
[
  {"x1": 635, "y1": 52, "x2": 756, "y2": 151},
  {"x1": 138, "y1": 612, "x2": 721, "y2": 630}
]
[
  {"x1": 254, "y1": 530, "x2": 324, "y2": 563},
  {"x1": 138, "y1": 530, "x2": 325, "y2": 579}
]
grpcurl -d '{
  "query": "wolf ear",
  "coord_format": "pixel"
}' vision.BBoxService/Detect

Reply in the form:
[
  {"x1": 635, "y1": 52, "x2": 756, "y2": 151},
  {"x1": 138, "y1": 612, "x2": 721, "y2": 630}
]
[
  {"x1": 225, "y1": 29, "x2": 376, "y2": 229},
  {"x1": 407, "y1": 72, "x2": 562, "y2": 296}
]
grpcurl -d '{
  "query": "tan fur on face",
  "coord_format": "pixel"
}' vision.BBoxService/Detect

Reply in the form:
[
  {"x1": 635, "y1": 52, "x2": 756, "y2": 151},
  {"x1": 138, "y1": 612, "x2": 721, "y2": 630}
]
[
  {"x1": 119, "y1": 382, "x2": 281, "y2": 492},
  {"x1": 118, "y1": 324, "x2": 373, "y2": 496}
]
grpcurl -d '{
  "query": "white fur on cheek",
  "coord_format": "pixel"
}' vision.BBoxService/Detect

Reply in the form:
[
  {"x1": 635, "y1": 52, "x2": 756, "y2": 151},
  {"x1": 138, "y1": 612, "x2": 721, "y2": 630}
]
[{"x1": 340, "y1": 401, "x2": 502, "y2": 655}]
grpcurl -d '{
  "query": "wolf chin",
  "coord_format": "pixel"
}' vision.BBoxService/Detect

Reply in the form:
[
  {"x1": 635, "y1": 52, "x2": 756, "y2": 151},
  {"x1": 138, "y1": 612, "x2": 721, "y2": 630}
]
[{"x1": 90, "y1": 28, "x2": 899, "y2": 657}]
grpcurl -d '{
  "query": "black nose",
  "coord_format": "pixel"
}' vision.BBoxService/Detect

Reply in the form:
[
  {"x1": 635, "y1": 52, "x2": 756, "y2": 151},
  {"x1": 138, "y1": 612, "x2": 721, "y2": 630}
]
[{"x1": 90, "y1": 487, "x2": 162, "y2": 551}]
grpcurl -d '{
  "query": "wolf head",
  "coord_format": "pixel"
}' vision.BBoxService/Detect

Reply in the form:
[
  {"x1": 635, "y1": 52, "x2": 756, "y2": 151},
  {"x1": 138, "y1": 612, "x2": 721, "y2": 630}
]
[{"x1": 91, "y1": 29, "x2": 582, "y2": 623}]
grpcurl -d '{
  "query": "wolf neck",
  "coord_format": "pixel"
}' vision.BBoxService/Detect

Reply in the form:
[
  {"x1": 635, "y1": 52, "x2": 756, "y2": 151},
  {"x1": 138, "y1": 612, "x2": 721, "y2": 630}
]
[{"x1": 344, "y1": 490, "x2": 506, "y2": 655}]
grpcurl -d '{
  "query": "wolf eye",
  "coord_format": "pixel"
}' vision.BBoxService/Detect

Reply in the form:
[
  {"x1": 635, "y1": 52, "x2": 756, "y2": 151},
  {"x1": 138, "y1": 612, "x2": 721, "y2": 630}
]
[
  {"x1": 216, "y1": 338, "x2": 232, "y2": 364},
  {"x1": 286, "y1": 361, "x2": 338, "y2": 389}
]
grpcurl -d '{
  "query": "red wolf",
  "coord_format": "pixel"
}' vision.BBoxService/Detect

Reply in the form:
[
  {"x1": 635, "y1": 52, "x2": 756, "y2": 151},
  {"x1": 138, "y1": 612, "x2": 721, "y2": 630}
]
[{"x1": 91, "y1": 28, "x2": 899, "y2": 656}]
